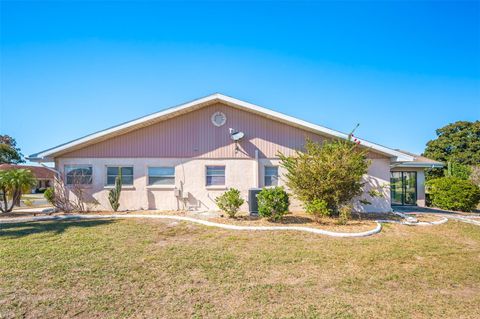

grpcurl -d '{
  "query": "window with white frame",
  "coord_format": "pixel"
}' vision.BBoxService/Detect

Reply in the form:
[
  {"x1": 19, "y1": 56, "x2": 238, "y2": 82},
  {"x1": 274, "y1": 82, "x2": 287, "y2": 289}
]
[
  {"x1": 264, "y1": 166, "x2": 278, "y2": 186},
  {"x1": 206, "y1": 166, "x2": 225, "y2": 186},
  {"x1": 106, "y1": 166, "x2": 134, "y2": 186},
  {"x1": 65, "y1": 165, "x2": 93, "y2": 185},
  {"x1": 148, "y1": 167, "x2": 175, "y2": 185}
]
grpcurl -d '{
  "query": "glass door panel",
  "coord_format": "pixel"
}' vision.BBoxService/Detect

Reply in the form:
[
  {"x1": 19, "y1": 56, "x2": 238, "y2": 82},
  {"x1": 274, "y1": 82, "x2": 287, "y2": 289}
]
[
  {"x1": 390, "y1": 172, "x2": 403, "y2": 205},
  {"x1": 390, "y1": 171, "x2": 417, "y2": 206},
  {"x1": 404, "y1": 172, "x2": 417, "y2": 205}
]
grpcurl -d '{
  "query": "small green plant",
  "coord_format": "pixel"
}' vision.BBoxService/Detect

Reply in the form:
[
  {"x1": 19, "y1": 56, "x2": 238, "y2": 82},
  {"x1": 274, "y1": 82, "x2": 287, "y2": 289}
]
[
  {"x1": 22, "y1": 198, "x2": 35, "y2": 207},
  {"x1": 44, "y1": 187, "x2": 54, "y2": 205},
  {"x1": 215, "y1": 188, "x2": 244, "y2": 218},
  {"x1": 304, "y1": 199, "x2": 331, "y2": 223},
  {"x1": 257, "y1": 187, "x2": 290, "y2": 221},
  {"x1": 337, "y1": 205, "x2": 352, "y2": 225},
  {"x1": 108, "y1": 174, "x2": 122, "y2": 212},
  {"x1": 427, "y1": 177, "x2": 480, "y2": 212}
]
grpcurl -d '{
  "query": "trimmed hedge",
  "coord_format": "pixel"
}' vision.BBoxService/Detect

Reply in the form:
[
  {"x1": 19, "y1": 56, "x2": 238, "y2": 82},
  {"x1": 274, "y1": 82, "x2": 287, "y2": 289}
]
[{"x1": 427, "y1": 177, "x2": 480, "y2": 212}]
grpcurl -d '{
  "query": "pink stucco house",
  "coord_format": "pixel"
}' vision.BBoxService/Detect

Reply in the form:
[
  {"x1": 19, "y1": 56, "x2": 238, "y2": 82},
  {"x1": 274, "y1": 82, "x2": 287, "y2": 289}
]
[{"x1": 30, "y1": 94, "x2": 442, "y2": 212}]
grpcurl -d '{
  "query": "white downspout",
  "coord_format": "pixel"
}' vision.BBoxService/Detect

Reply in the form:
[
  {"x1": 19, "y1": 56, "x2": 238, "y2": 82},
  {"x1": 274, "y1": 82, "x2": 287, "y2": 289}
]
[{"x1": 254, "y1": 149, "x2": 260, "y2": 188}]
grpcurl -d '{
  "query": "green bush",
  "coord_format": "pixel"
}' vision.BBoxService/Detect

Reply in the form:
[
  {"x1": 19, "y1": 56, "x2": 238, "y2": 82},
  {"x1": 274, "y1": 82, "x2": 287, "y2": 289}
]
[
  {"x1": 304, "y1": 199, "x2": 331, "y2": 223},
  {"x1": 44, "y1": 187, "x2": 55, "y2": 205},
  {"x1": 338, "y1": 205, "x2": 352, "y2": 225},
  {"x1": 279, "y1": 138, "x2": 369, "y2": 213},
  {"x1": 257, "y1": 187, "x2": 290, "y2": 221},
  {"x1": 215, "y1": 188, "x2": 244, "y2": 218},
  {"x1": 427, "y1": 177, "x2": 480, "y2": 212}
]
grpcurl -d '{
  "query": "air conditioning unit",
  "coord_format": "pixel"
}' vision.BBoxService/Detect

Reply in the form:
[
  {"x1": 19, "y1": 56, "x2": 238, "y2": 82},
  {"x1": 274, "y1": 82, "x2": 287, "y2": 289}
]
[{"x1": 248, "y1": 188, "x2": 262, "y2": 216}]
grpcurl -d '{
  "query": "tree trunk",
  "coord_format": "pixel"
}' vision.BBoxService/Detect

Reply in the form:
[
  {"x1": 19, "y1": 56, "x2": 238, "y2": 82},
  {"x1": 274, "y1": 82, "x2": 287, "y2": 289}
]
[
  {"x1": 1, "y1": 187, "x2": 8, "y2": 213},
  {"x1": 7, "y1": 188, "x2": 21, "y2": 212}
]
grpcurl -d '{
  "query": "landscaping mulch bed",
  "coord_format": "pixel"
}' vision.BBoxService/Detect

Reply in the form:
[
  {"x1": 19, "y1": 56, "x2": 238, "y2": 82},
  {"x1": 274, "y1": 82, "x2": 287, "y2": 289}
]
[{"x1": 142, "y1": 210, "x2": 381, "y2": 233}]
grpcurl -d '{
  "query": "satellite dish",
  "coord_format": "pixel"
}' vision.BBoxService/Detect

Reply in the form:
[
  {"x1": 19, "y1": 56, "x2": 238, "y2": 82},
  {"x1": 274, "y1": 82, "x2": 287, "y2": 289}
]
[
  {"x1": 229, "y1": 128, "x2": 245, "y2": 141},
  {"x1": 231, "y1": 131, "x2": 245, "y2": 141}
]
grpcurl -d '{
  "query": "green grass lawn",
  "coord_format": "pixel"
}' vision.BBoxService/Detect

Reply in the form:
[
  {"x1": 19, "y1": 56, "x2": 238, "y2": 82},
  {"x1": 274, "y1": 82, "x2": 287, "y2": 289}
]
[{"x1": 1, "y1": 219, "x2": 479, "y2": 318}]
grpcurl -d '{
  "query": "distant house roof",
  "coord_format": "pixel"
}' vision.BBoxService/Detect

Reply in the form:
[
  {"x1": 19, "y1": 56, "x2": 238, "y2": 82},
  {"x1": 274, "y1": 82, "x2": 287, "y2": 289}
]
[
  {"x1": 0, "y1": 164, "x2": 55, "y2": 179},
  {"x1": 29, "y1": 93, "x2": 415, "y2": 162}
]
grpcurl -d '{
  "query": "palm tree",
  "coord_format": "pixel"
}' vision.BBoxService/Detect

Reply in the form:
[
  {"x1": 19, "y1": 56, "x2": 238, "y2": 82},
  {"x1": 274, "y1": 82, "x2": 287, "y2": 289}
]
[{"x1": 0, "y1": 169, "x2": 37, "y2": 213}]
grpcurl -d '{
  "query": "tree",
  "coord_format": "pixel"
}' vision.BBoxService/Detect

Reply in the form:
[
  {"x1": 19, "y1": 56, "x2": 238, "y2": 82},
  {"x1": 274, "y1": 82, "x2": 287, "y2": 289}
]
[
  {"x1": 423, "y1": 121, "x2": 480, "y2": 166},
  {"x1": 0, "y1": 169, "x2": 36, "y2": 213},
  {"x1": 0, "y1": 135, "x2": 25, "y2": 164},
  {"x1": 279, "y1": 138, "x2": 369, "y2": 214}
]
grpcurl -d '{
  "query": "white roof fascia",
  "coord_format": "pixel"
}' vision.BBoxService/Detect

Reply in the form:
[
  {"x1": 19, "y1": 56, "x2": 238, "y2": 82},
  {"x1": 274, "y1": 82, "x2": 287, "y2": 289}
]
[{"x1": 391, "y1": 162, "x2": 444, "y2": 169}]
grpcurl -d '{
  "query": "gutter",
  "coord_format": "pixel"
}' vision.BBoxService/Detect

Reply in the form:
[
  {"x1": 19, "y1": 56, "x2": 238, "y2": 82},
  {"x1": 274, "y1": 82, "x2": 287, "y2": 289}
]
[{"x1": 390, "y1": 162, "x2": 444, "y2": 169}]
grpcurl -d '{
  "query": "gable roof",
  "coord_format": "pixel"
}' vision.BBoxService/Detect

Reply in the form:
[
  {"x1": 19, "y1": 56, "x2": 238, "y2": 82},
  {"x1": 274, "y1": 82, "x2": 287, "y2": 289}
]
[{"x1": 29, "y1": 93, "x2": 415, "y2": 162}]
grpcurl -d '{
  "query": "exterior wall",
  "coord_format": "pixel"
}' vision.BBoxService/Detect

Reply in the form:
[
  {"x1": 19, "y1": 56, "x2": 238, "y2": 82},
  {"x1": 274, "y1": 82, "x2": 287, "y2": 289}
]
[
  {"x1": 57, "y1": 158, "x2": 256, "y2": 211},
  {"x1": 56, "y1": 157, "x2": 392, "y2": 213},
  {"x1": 61, "y1": 103, "x2": 325, "y2": 159},
  {"x1": 356, "y1": 158, "x2": 392, "y2": 212},
  {"x1": 60, "y1": 102, "x2": 387, "y2": 161},
  {"x1": 54, "y1": 102, "x2": 395, "y2": 212},
  {"x1": 390, "y1": 167, "x2": 426, "y2": 207}
]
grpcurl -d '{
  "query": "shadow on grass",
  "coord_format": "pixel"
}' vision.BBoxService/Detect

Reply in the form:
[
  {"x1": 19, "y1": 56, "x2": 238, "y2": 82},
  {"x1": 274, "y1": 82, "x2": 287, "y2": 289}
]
[{"x1": 0, "y1": 219, "x2": 115, "y2": 239}]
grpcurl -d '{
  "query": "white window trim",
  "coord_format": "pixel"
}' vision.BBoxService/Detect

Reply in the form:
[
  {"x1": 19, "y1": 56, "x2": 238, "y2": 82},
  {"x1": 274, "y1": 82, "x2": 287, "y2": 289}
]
[
  {"x1": 147, "y1": 166, "x2": 176, "y2": 186},
  {"x1": 264, "y1": 165, "x2": 279, "y2": 187},
  {"x1": 105, "y1": 165, "x2": 134, "y2": 186},
  {"x1": 64, "y1": 164, "x2": 93, "y2": 186},
  {"x1": 205, "y1": 165, "x2": 226, "y2": 187}
]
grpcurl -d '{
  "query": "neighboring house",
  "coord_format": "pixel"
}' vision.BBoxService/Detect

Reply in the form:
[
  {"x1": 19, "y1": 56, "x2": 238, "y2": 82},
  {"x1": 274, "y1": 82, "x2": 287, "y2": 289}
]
[
  {"x1": 29, "y1": 94, "x2": 443, "y2": 212},
  {"x1": 0, "y1": 164, "x2": 55, "y2": 193}
]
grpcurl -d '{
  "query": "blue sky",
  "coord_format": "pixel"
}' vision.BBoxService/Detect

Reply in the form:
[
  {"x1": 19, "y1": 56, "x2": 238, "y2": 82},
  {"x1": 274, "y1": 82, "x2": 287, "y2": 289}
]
[{"x1": 1, "y1": 1, "x2": 479, "y2": 163}]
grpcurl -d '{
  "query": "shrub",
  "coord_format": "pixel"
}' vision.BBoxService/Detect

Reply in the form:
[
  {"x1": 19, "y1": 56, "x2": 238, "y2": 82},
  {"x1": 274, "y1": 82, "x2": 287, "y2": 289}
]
[
  {"x1": 279, "y1": 138, "x2": 369, "y2": 214},
  {"x1": 304, "y1": 199, "x2": 331, "y2": 223},
  {"x1": 44, "y1": 187, "x2": 55, "y2": 205},
  {"x1": 43, "y1": 174, "x2": 98, "y2": 213},
  {"x1": 215, "y1": 188, "x2": 244, "y2": 218},
  {"x1": 22, "y1": 198, "x2": 35, "y2": 207},
  {"x1": 257, "y1": 187, "x2": 290, "y2": 221},
  {"x1": 338, "y1": 205, "x2": 352, "y2": 225},
  {"x1": 427, "y1": 177, "x2": 480, "y2": 212}
]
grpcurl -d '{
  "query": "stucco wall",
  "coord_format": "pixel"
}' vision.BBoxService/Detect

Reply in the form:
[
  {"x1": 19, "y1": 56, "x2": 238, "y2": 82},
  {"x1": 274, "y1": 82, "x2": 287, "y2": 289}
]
[{"x1": 56, "y1": 157, "x2": 392, "y2": 213}]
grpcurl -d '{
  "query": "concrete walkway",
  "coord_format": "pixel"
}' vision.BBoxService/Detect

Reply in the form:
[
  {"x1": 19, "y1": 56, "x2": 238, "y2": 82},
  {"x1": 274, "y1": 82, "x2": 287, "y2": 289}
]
[{"x1": 393, "y1": 206, "x2": 480, "y2": 227}]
